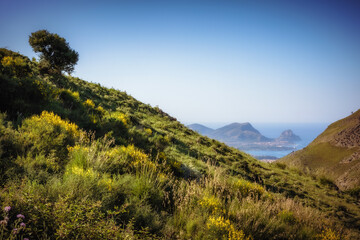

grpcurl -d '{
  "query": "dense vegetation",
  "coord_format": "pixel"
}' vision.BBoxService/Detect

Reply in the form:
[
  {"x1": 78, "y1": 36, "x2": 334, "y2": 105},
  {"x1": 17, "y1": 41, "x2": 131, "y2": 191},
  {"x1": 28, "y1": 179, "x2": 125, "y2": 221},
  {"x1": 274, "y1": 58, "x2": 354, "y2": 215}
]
[{"x1": 0, "y1": 38, "x2": 359, "y2": 239}]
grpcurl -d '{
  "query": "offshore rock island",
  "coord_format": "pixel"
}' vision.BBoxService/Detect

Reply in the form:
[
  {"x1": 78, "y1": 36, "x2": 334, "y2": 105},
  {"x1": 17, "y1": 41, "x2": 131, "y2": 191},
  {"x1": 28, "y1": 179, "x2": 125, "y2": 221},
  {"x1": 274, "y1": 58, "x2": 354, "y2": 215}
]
[{"x1": 188, "y1": 123, "x2": 301, "y2": 151}]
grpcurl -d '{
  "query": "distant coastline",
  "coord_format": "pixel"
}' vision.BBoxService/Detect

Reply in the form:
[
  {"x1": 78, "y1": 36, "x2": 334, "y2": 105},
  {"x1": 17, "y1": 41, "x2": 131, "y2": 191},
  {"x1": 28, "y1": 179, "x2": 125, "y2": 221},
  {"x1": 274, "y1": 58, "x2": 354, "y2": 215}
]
[{"x1": 188, "y1": 122, "x2": 328, "y2": 160}]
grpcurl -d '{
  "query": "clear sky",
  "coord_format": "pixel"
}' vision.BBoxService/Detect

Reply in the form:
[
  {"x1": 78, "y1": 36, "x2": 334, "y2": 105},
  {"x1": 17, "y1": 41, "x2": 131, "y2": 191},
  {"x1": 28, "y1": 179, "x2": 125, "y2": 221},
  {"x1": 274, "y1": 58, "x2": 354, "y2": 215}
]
[{"x1": 1, "y1": 0, "x2": 359, "y2": 124}]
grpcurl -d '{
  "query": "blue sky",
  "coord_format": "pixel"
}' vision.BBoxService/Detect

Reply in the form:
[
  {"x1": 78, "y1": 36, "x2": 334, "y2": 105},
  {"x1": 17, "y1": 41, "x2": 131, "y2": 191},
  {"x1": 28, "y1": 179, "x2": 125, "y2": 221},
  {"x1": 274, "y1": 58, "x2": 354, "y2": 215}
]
[{"x1": 1, "y1": 0, "x2": 359, "y2": 123}]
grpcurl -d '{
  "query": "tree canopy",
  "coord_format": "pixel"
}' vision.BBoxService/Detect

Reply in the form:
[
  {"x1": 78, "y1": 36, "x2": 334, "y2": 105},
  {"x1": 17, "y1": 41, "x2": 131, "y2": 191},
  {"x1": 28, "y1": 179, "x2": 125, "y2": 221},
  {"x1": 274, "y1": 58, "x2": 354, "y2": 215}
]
[{"x1": 29, "y1": 30, "x2": 79, "y2": 74}]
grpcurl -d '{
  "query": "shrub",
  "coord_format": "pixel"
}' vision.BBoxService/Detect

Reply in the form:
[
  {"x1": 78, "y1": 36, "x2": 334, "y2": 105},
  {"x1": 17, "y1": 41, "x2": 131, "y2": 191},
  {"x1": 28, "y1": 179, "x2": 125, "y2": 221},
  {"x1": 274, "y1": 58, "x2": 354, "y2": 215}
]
[
  {"x1": 19, "y1": 111, "x2": 81, "y2": 171},
  {"x1": 82, "y1": 99, "x2": 108, "y2": 124},
  {"x1": 0, "y1": 75, "x2": 46, "y2": 119},
  {"x1": 198, "y1": 195, "x2": 222, "y2": 214},
  {"x1": 150, "y1": 134, "x2": 170, "y2": 152},
  {"x1": 317, "y1": 228, "x2": 341, "y2": 240},
  {"x1": 84, "y1": 99, "x2": 95, "y2": 108},
  {"x1": 1, "y1": 55, "x2": 31, "y2": 78},
  {"x1": 207, "y1": 215, "x2": 248, "y2": 240},
  {"x1": 165, "y1": 157, "x2": 183, "y2": 176},
  {"x1": 233, "y1": 178, "x2": 265, "y2": 199},
  {"x1": 58, "y1": 89, "x2": 80, "y2": 109},
  {"x1": 18, "y1": 153, "x2": 60, "y2": 183},
  {"x1": 145, "y1": 128, "x2": 152, "y2": 136},
  {"x1": 53, "y1": 196, "x2": 121, "y2": 239},
  {"x1": 0, "y1": 114, "x2": 22, "y2": 184},
  {"x1": 112, "y1": 144, "x2": 156, "y2": 172}
]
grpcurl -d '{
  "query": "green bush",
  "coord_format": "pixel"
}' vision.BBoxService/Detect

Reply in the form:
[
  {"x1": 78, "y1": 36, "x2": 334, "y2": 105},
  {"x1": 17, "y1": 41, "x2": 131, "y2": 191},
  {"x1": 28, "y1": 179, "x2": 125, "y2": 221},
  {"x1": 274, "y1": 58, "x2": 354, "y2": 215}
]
[
  {"x1": 0, "y1": 114, "x2": 22, "y2": 184},
  {"x1": 19, "y1": 111, "x2": 81, "y2": 173},
  {"x1": 0, "y1": 48, "x2": 32, "y2": 78},
  {"x1": 53, "y1": 196, "x2": 121, "y2": 239}
]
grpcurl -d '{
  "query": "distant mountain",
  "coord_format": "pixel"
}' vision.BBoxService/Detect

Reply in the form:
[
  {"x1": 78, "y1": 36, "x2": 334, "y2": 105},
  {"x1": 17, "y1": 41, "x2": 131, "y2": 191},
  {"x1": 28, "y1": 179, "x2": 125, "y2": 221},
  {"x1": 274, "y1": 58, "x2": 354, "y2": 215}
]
[
  {"x1": 210, "y1": 122, "x2": 271, "y2": 143},
  {"x1": 276, "y1": 129, "x2": 301, "y2": 143},
  {"x1": 279, "y1": 110, "x2": 360, "y2": 190},
  {"x1": 188, "y1": 123, "x2": 214, "y2": 136},
  {"x1": 188, "y1": 122, "x2": 302, "y2": 151}
]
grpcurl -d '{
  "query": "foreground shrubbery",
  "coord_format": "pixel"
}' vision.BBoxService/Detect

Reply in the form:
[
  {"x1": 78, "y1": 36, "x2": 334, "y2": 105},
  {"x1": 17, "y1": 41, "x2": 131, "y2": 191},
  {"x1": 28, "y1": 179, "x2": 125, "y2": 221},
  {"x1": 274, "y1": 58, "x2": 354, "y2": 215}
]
[
  {"x1": 0, "y1": 111, "x2": 345, "y2": 239},
  {"x1": 0, "y1": 48, "x2": 358, "y2": 239}
]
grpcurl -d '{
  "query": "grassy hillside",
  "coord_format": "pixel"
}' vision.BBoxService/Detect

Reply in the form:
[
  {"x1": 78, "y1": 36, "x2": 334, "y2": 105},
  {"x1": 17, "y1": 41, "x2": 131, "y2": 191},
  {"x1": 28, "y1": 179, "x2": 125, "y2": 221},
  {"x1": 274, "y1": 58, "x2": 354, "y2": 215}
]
[
  {"x1": 279, "y1": 110, "x2": 360, "y2": 191},
  {"x1": 1, "y1": 47, "x2": 360, "y2": 239}
]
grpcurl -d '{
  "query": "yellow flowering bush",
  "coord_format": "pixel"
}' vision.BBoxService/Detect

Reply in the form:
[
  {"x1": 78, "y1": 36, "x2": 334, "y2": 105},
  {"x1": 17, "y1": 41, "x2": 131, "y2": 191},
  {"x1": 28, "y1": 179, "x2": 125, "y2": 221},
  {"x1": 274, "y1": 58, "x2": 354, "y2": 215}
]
[
  {"x1": 121, "y1": 145, "x2": 156, "y2": 170},
  {"x1": 60, "y1": 89, "x2": 80, "y2": 101},
  {"x1": 234, "y1": 179, "x2": 265, "y2": 199},
  {"x1": 62, "y1": 89, "x2": 79, "y2": 100},
  {"x1": 158, "y1": 173, "x2": 167, "y2": 182},
  {"x1": 158, "y1": 151, "x2": 167, "y2": 161},
  {"x1": 207, "y1": 216, "x2": 248, "y2": 240},
  {"x1": 68, "y1": 165, "x2": 97, "y2": 178},
  {"x1": 99, "y1": 177, "x2": 114, "y2": 191},
  {"x1": 37, "y1": 111, "x2": 80, "y2": 137},
  {"x1": 83, "y1": 99, "x2": 107, "y2": 123},
  {"x1": 84, "y1": 99, "x2": 95, "y2": 108},
  {"x1": 145, "y1": 128, "x2": 152, "y2": 136},
  {"x1": 72, "y1": 91, "x2": 80, "y2": 100},
  {"x1": 317, "y1": 228, "x2": 341, "y2": 240},
  {"x1": 110, "y1": 112, "x2": 129, "y2": 127},
  {"x1": 96, "y1": 106, "x2": 106, "y2": 116},
  {"x1": 106, "y1": 144, "x2": 156, "y2": 171},
  {"x1": 120, "y1": 144, "x2": 148, "y2": 161},
  {"x1": 171, "y1": 159, "x2": 181, "y2": 169},
  {"x1": 199, "y1": 195, "x2": 222, "y2": 213},
  {"x1": 164, "y1": 157, "x2": 183, "y2": 175},
  {"x1": 131, "y1": 156, "x2": 156, "y2": 170},
  {"x1": 67, "y1": 145, "x2": 82, "y2": 153},
  {"x1": 66, "y1": 165, "x2": 115, "y2": 191},
  {"x1": 20, "y1": 111, "x2": 81, "y2": 160},
  {"x1": 1, "y1": 55, "x2": 31, "y2": 77}
]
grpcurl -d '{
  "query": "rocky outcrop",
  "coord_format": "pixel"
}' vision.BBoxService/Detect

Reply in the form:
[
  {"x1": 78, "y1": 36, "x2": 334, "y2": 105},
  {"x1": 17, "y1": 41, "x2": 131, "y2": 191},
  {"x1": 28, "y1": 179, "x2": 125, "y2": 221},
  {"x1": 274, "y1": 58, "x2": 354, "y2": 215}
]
[
  {"x1": 276, "y1": 129, "x2": 301, "y2": 143},
  {"x1": 331, "y1": 123, "x2": 360, "y2": 148}
]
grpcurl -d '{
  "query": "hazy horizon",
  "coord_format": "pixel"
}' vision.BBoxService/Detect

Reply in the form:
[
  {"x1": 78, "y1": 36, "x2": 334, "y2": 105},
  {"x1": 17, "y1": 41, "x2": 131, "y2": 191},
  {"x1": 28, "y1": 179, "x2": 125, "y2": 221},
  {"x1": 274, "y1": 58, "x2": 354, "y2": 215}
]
[
  {"x1": 185, "y1": 121, "x2": 329, "y2": 138},
  {"x1": 187, "y1": 121, "x2": 329, "y2": 159},
  {"x1": 1, "y1": 0, "x2": 359, "y2": 124}
]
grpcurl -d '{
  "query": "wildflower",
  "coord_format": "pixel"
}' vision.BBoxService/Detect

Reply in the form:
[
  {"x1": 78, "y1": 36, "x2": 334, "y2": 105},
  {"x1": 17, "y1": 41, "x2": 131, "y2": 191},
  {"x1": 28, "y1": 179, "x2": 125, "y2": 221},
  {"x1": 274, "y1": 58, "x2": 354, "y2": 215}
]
[
  {"x1": 84, "y1": 99, "x2": 95, "y2": 108},
  {"x1": 17, "y1": 214, "x2": 25, "y2": 219},
  {"x1": 199, "y1": 196, "x2": 222, "y2": 213},
  {"x1": 20, "y1": 222, "x2": 26, "y2": 228},
  {"x1": 12, "y1": 228, "x2": 18, "y2": 234},
  {"x1": 24, "y1": 238, "x2": 29, "y2": 240},
  {"x1": 0, "y1": 220, "x2": 7, "y2": 225},
  {"x1": 4, "y1": 206, "x2": 11, "y2": 212}
]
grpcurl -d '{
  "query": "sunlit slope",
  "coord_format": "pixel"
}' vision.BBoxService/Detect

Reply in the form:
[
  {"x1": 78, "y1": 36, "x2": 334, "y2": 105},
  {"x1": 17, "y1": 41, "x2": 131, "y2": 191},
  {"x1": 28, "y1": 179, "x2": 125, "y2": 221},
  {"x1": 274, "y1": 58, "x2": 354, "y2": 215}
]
[
  {"x1": 279, "y1": 110, "x2": 360, "y2": 190},
  {"x1": 1, "y1": 48, "x2": 360, "y2": 239}
]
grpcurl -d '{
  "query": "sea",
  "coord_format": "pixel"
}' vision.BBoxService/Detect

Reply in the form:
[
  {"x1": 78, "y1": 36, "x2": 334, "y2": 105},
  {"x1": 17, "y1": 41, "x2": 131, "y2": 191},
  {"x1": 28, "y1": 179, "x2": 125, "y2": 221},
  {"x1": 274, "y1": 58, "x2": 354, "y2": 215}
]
[
  {"x1": 243, "y1": 123, "x2": 329, "y2": 159},
  {"x1": 194, "y1": 122, "x2": 329, "y2": 160}
]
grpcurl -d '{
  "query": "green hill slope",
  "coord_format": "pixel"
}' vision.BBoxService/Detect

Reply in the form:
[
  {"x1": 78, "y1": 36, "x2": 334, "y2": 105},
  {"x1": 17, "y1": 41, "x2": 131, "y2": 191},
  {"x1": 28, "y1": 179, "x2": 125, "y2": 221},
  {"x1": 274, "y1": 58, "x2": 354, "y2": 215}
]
[
  {"x1": 1, "y1": 47, "x2": 360, "y2": 239},
  {"x1": 279, "y1": 110, "x2": 360, "y2": 191}
]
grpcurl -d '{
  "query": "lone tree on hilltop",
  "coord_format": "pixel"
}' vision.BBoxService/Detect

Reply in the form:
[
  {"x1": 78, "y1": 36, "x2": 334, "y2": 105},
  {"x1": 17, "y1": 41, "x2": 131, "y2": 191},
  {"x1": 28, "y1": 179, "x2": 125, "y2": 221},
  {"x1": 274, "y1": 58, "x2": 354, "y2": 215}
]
[{"x1": 29, "y1": 30, "x2": 79, "y2": 75}]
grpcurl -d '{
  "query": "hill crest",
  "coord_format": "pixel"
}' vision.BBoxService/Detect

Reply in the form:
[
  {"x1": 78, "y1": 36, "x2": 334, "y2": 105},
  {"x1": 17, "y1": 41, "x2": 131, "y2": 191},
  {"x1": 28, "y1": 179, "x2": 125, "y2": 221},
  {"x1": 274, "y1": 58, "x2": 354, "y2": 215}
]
[{"x1": 279, "y1": 110, "x2": 360, "y2": 190}]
